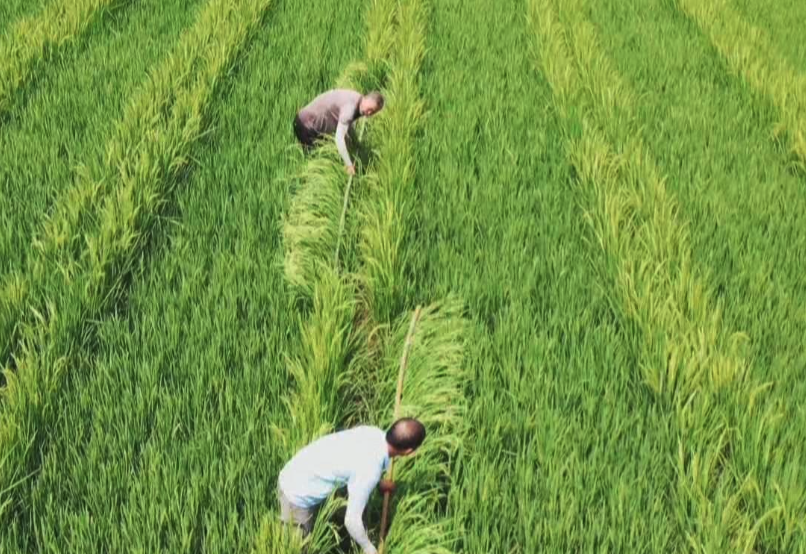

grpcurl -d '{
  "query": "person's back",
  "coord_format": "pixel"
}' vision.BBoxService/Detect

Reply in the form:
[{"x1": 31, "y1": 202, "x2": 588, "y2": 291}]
[
  {"x1": 297, "y1": 89, "x2": 362, "y2": 136},
  {"x1": 276, "y1": 419, "x2": 424, "y2": 554},
  {"x1": 293, "y1": 89, "x2": 385, "y2": 174},
  {"x1": 279, "y1": 425, "x2": 389, "y2": 509}
]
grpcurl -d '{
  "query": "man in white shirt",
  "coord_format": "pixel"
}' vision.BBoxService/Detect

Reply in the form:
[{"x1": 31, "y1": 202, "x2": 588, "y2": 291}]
[{"x1": 277, "y1": 418, "x2": 426, "y2": 554}]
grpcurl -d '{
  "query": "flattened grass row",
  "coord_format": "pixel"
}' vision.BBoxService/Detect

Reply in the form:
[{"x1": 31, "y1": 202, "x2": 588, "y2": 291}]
[
  {"x1": 0, "y1": 0, "x2": 274, "y2": 537},
  {"x1": 529, "y1": 0, "x2": 806, "y2": 550}
]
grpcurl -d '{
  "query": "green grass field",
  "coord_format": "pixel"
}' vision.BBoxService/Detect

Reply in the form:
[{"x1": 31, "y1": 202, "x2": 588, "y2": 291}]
[{"x1": 1, "y1": 0, "x2": 805, "y2": 552}]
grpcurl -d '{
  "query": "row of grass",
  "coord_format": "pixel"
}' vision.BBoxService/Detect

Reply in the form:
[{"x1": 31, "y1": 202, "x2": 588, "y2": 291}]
[
  {"x1": 0, "y1": 0, "x2": 130, "y2": 118},
  {"x1": 733, "y1": 0, "x2": 806, "y2": 74},
  {"x1": 404, "y1": 0, "x2": 677, "y2": 550},
  {"x1": 355, "y1": 0, "x2": 426, "y2": 326},
  {"x1": 0, "y1": 0, "x2": 51, "y2": 36},
  {"x1": 676, "y1": 0, "x2": 806, "y2": 173},
  {"x1": 0, "y1": 0, "x2": 276, "y2": 544},
  {"x1": 530, "y1": 0, "x2": 806, "y2": 550},
  {"x1": 3, "y1": 0, "x2": 368, "y2": 547},
  {"x1": 0, "y1": 0, "x2": 208, "y2": 369},
  {"x1": 347, "y1": 1, "x2": 471, "y2": 553},
  {"x1": 272, "y1": 1, "x2": 468, "y2": 553}
]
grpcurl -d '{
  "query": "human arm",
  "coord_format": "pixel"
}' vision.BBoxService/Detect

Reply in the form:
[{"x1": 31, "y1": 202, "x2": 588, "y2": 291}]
[
  {"x1": 379, "y1": 479, "x2": 396, "y2": 494},
  {"x1": 345, "y1": 469, "x2": 381, "y2": 554},
  {"x1": 335, "y1": 104, "x2": 357, "y2": 171}
]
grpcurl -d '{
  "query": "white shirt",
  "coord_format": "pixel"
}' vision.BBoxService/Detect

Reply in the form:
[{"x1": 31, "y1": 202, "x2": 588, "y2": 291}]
[{"x1": 278, "y1": 426, "x2": 390, "y2": 554}]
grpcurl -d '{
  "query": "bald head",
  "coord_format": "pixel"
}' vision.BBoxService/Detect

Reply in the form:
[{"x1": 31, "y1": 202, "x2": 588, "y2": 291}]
[
  {"x1": 359, "y1": 91, "x2": 385, "y2": 117},
  {"x1": 386, "y1": 418, "x2": 426, "y2": 455}
]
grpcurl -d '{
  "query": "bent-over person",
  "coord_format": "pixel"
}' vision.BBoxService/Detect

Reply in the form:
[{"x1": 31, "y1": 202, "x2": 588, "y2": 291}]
[
  {"x1": 277, "y1": 418, "x2": 425, "y2": 554},
  {"x1": 293, "y1": 89, "x2": 385, "y2": 175}
]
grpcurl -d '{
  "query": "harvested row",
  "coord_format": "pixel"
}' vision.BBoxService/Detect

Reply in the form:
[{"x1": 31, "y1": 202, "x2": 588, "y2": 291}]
[
  {"x1": 0, "y1": 0, "x2": 275, "y2": 540},
  {"x1": 0, "y1": 0, "x2": 130, "y2": 118},
  {"x1": 529, "y1": 0, "x2": 805, "y2": 551},
  {"x1": 0, "y1": 0, "x2": 208, "y2": 380},
  {"x1": 259, "y1": 0, "x2": 399, "y2": 549},
  {"x1": 676, "y1": 0, "x2": 806, "y2": 173},
  {"x1": 6, "y1": 0, "x2": 367, "y2": 547},
  {"x1": 352, "y1": 1, "x2": 469, "y2": 552}
]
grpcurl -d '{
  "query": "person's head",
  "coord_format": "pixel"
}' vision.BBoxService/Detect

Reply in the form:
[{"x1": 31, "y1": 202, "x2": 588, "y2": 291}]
[
  {"x1": 385, "y1": 417, "x2": 426, "y2": 458},
  {"x1": 359, "y1": 91, "x2": 385, "y2": 117}
]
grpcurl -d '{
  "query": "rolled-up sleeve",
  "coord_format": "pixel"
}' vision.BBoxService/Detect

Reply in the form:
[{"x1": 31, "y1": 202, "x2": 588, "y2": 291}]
[{"x1": 345, "y1": 465, "x2": 382, "y2": 554}]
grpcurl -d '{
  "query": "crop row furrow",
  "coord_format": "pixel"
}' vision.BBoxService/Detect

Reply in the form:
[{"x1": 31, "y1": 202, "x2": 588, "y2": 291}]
[
  {"x1": 0, "y1": 0, "x2": 274, "y2": 533},
  {"x1": 676, "y1": 0, "x2": 806, "y2": 173},
  {"x1": 528, "y1": 0, "x2": 805, "y2": 551},
  {"x1": 270, "y1": 0, "x2": 466, "y2": 552},
  {"x1": 353, "y1": 1, "x2": 468, "y2": 553}
]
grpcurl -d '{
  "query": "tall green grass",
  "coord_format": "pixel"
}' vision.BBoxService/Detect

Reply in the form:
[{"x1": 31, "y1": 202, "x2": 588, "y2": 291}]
[
  {"x1": 676, "y1": 0, "x2": 806, "y2": 174},
  {"x1": 356, "y1": 0, "x2": 426, "y2": 325},
  {"x1": 0, "y1": 0, "x2": 131, "y2": 118},
  {"x1": 404, "y1": 0, "x2": 678, "y2": 550},
  {"x1": 0, "y1": 0, "x2": 275, "y2": 539},
  {"x1": 0, "y1": 0, "x2": 207, "y2": 383},
  {"x1": 1, "y1": 0, "x2": 367, "y2": 546},
  {"x1": 529, "y1": 0, "x2": 806, "y2": 550},
  {"x1": 733, "y1": 0, "x2": 806, "y2": 74},
  {"x1": 0, "y1": 0, "x2": 50, "y2": 36}
]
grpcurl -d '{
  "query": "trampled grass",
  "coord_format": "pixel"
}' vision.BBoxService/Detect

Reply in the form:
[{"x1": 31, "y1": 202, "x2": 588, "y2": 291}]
[{"x1": 2, "y1": 0, "x2": 805, "y2": 550}]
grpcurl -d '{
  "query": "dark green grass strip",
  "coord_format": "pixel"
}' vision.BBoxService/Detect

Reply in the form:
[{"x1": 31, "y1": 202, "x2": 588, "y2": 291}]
[
  {"x1": 408, "y1": 0, "x2": 677, "y2": 551},
  {"x1": 1, "y1": 0, "x2": 364, "y2": 549}
]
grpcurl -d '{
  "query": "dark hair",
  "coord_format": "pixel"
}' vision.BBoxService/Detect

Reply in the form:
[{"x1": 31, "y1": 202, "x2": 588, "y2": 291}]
[
  {"x1": 386, "y1": 417, "x2": 426, "y2": 450},
  {"x1": 363, "y1": 91, "x2": 385, "y2": 109}
]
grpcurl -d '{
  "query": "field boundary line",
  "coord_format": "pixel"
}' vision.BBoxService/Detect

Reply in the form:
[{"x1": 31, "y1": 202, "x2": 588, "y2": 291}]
[
  {"x1": 676, "y1": 0, "x2": 806, "y2": 174},
  {"x1": 528, "y1": 0, "x2": 804, "y2": 551},
  {"x1": 0, "y1": 0, "x2": 275, "y2": 537}
]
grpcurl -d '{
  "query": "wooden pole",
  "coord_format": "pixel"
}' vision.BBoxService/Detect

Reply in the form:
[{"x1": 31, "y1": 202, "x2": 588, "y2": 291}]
[
  {"x1": 334, "y1": 118, "x2": 368, "y2": 269},
  {"x1": 378, "y1": 306, "x2": 422, "y2": 554}
]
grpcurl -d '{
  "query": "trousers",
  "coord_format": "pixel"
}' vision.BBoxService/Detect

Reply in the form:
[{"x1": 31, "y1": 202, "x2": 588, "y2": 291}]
[{"x1": 278, "y1": 484, "x2": 318, "y2": 537}]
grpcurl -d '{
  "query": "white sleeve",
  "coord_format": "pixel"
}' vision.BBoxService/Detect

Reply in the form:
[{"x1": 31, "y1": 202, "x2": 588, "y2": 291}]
[
  {"x1": 335, "y1": 104, "x2": 356, "y2": 168},
  {"x1": 345, "y1": 465, "x2": 382, "y2": 554}
]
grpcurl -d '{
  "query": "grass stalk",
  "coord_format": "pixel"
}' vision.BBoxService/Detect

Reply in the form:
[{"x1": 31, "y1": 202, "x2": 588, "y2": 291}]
[{"x1": 0, "y1": 0, "x2": 275, "y2": 530}]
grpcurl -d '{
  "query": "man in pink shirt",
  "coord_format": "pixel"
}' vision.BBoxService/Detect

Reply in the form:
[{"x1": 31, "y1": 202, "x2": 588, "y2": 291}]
[{"x1": 293, "y1": 89, "x2": 385, "y2": 175}]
